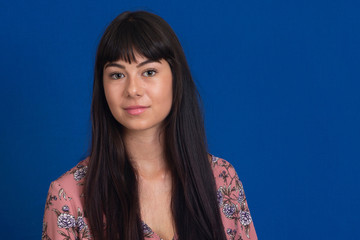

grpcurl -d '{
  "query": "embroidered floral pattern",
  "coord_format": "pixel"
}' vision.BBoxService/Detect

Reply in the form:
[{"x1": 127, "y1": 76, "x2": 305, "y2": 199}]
[
  {"x1": 42, "y1": 222, "x2": 51, "y2": 240},
  {"x1": 226, "y1": 228, "x2": 238, "y2": 240},
  {"x1": 240, "y1": 211, "x2": 252, "y2": 226},
  {"x1": 212, "y1": 155, "x2": 219, "y2": 163},
  {"x1": 217, "y1": 188, "x2": 224, "y2": 206},
  {"x1": 77, "y1": 216, "x2": 86, "y2": 231},
  {"x1": 142, "y1": 221, "x2": 154, "y2": 238},
  {"x1": 43, "y1": 155, "x2": 256, "y2": 240},
  {"x1": 74, "y1": 166, "x2": 88, "y2": 181},
  {"x1": 48, "y1": 204, "x2": 90, "y2": 239},
  {"x1": 57, "y1": 213, "x2": 76, "y2": 229},
  {"x1": 238, "y1": 187, "x2": 245, "y2": 203},
  {"x1": 223, "y1": 203, "x2": 237, "y2": 218},
  {"x1": 212, "y1": 154, "x2": 256, "y2": 239},
  {"x1": 62, "y1": 205, "x2": 70, "y2": 212},
  {"x1": 42, "y1": 160, "x2": 91, "y2": 240}
]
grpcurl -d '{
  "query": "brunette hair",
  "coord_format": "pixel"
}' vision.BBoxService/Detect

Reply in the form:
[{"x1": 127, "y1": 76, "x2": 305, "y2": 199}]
[{"x1": 84, "y1": 11, "x2": 226, "y2": 240}]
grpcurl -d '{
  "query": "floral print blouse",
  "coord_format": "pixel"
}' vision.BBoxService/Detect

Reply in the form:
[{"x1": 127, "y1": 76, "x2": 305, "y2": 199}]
[{"x1": 42, "y1": 154, "x2": 257, "y2": 240}]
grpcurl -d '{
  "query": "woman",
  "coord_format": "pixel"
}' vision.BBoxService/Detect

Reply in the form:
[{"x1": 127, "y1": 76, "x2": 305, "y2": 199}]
[{"x1": 42, "y1": 11, "x2": 257, "y2": 240}]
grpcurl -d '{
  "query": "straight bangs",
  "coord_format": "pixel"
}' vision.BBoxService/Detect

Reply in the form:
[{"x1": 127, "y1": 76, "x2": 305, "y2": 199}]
[{"x1": 98, "y1": 17, "x2": 174, "y2": 68}]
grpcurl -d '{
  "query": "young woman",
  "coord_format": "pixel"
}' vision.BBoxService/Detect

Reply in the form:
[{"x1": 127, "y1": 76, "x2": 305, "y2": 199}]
[{"x1": 42, "y1": 11, "x2": 257, "y2": 240}]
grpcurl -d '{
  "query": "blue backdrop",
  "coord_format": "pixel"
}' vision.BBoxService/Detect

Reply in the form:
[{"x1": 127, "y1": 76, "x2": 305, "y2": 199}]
[{"x1": 0, "y1": 0, "x2": 359, "y2": 239}]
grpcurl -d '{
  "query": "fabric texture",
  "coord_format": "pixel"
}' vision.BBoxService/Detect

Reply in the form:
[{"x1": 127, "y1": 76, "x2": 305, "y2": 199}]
[{"x1": 42, "y1": 154, "x2": 257, "y2": 240}]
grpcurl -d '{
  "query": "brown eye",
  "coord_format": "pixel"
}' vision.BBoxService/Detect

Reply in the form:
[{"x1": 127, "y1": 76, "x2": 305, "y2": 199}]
[
  {"x1": 143, "y1": 69, "x2": 157, "y2": 77},
  {"x1": 110, "y1": 73, "x2": 125, "y2": 79}
]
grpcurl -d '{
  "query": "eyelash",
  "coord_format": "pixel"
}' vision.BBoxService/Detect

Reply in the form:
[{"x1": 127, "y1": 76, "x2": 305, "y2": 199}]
[
  {"x1": 109, "y1": 73, "x2": 125, "y2": 79},
  {"x1": 143, "y1": 69, "x2": 157, "y2": 77},
  {"x1": 108, "y1": 69, "x2": 157, "y2": 79}
]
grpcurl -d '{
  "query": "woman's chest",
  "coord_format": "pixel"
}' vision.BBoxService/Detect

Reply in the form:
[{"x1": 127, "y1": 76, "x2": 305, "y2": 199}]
[{"x1": 139, "y1": 180, "x2": 174, "y2": 240}]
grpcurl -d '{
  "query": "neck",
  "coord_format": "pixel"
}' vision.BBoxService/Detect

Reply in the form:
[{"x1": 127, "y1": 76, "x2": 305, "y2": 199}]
[{"x1": 123, "y1": 127, "x2": 169, "y2": 180}]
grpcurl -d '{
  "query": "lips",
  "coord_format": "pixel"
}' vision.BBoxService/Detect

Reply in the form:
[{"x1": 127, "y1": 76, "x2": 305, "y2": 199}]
[{"x1": 124, "y1": 105, "x2": 149, "y2": 115}]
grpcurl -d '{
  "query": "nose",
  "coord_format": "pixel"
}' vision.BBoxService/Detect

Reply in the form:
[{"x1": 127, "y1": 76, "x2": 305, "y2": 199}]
[{"x1": 125, "y1": 74, "x2": 144, "y2": 97}]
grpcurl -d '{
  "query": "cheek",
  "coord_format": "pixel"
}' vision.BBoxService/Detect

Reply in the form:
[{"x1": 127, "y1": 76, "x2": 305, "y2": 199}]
[
  {"x1": 103, "y1": 84, "x2": 123, "y2": 113},
  {"x1": 104, "y1": 87, "x2": 114, "y2": 107},
  {"x1": 152, "y1": 79, "x2": 173, "y2": 107},
  {"x1": 161, "y1": 86, "x2": 173, "y2": 117}
]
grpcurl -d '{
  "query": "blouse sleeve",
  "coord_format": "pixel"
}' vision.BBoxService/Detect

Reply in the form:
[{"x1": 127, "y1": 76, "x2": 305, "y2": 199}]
[
  {"x1": 42, "y1": 180, "x2": 82, "y2": 240},
  {"x1": 232, "y1": 172, "x2": 257, "y2": 240},
  {"x1": 214, "y1": 158, "x2": 258, "y2": 240}
]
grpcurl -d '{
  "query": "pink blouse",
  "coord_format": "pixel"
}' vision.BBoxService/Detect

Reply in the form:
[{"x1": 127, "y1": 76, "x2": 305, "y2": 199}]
[{"x1": 42, "y1": 154, "x2": 257, "y2": 240}]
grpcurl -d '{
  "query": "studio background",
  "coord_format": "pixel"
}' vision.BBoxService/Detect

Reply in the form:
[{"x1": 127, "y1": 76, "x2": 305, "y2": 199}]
[{"x1": 0, "y1": 0, "x2": 359, "y2": 239}]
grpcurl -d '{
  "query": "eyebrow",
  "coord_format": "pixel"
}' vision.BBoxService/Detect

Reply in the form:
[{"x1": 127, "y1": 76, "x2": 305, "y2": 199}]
[{"x1": 104, "y1": 59, "x2": 161, "y2": 69}]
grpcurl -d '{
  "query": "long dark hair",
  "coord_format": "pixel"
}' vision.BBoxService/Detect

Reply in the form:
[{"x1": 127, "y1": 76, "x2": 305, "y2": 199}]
[{"x1": 84, "y1": 11, "x2": 226, "y2": 240}]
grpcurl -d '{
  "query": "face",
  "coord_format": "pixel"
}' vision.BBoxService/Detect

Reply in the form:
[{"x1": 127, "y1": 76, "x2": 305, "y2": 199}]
[{"x1": 103, "y1": 53, "x2": 173, "y2": 134}]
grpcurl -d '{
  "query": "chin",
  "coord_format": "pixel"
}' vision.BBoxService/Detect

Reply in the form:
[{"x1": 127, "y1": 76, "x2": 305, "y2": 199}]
[
  {"x1": 121, "y1": 123, "x2": 152, "y2": 131},
  {"x1": 124, "y1": 123, "x2": 163, "y2": 133}
]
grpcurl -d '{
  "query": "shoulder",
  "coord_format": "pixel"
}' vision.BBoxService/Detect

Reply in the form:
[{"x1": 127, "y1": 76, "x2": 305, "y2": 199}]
[
  {"x1": 54, "y1": 157, "x2": 89, "y2": 185},
  {"x1": 208, "y1": 153, "x2": 257, "y2": 239},
  {"x1": 208, "y1": 153, "x2": 246, "y2": 209},
  {"x1": 43, "y1": 157, "x2": 91, "y2": 240},
  {"x1": 49, "y1": 157, "x2": 90, "y2": 202},
  {"x1": 209, "y1": 153, "x2": 243, "y2": 188}
]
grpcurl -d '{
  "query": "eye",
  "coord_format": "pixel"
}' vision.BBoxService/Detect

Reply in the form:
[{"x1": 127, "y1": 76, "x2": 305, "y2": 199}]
[
  {"x1": 109, "y1": 72, "x2": 125, "y2": 80},
  {"x1": 143, "y1": 69, "x2": 157, "y2": 77}
]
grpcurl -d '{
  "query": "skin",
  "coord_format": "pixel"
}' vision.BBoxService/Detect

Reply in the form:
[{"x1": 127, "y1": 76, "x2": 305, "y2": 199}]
[{"x1": 103, "y1": 52, "x2": 175, "y2": 240}]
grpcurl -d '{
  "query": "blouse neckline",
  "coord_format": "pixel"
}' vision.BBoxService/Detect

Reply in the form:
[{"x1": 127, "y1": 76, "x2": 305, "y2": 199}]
[{"x1": 141, "y1": 220, "x2": 176, "y2": 240}]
